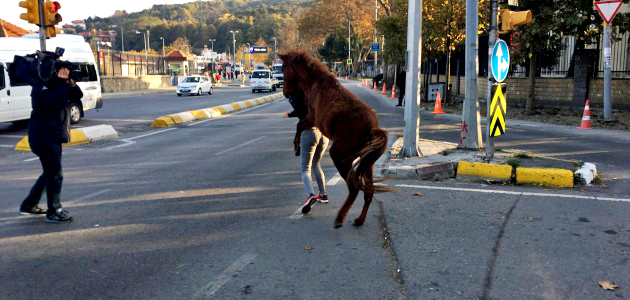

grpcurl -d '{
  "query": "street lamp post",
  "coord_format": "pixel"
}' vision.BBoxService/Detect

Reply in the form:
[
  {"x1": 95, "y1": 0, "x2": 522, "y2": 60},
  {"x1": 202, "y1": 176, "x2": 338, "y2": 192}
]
[
  {"x1": 209, "y1": 39, "x2": 216, "y2": 52},
  {"x1": 135, "y1": 30, "x2": 147, "y2": 75},
  {"x1": 112, "y1": 24, "x2": 124, "y2": 52},
  {"x1": 246, "y1": 42, "x2": 250, "y2": 71},
  {"x1": 272, "y1": 37, "x2": 277, "y2": 64},
  {"x1": 160, "y1": 37, "x2": 166, "y2": 74},
  {"x1": 229, "y1": 30, "x2": 238, "y2": 73}
]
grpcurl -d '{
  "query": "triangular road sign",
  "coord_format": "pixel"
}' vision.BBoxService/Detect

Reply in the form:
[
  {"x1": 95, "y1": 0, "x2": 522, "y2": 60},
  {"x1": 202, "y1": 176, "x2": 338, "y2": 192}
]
[{"x1": 594, "y1": 1, "x2": 622, "y2": 25}]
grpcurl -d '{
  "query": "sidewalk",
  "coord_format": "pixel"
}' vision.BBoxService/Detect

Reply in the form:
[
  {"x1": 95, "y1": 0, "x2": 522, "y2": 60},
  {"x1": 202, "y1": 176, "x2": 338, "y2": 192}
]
[{"x1": 101, "y1": 87, "x2": 176, "y2": 100}]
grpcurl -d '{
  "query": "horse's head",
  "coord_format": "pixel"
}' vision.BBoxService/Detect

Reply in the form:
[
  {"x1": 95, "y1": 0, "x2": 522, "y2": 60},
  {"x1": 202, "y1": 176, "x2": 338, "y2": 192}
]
[{"x1": 278, "y1": 50, "x2": 308, "y2": 98}]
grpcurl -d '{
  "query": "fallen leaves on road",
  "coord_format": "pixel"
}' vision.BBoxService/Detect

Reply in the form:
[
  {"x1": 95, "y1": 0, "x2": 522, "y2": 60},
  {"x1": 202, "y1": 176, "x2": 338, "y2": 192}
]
[
  {"x1": 304, "y1": 245, "x2": 313, "y2": 252},
  {"x1": 414, "y1": 192, "x2": 424, "y2": 196},
  {"x1": 522, "y1": 216, "x2": 542, "y2": 222},
  {"x1": 598, "y1": 280, "x2": 618, "y2": 291}
]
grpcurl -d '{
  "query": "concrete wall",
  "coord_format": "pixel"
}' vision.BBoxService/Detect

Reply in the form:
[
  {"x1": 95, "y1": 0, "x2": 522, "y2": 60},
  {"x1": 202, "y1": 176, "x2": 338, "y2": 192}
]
[
  {"x1": 101, "y1": 75, "x2": 173, "y2": 93},
  {"x1": 423, "y1": 73, "x2": 630, "y2": 109}
]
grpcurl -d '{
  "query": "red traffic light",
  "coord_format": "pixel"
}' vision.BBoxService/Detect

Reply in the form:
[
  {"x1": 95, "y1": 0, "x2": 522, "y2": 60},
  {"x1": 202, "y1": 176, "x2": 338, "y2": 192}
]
[{"x1": 48, "y1": 1, "x2": 60, "y2": 12}]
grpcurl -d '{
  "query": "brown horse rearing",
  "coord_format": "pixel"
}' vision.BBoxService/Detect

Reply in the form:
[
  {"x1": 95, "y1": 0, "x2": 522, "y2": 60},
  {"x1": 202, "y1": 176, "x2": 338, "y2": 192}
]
[{"x1": 279, "y1": 49, "x2": 391, "y2": 228}]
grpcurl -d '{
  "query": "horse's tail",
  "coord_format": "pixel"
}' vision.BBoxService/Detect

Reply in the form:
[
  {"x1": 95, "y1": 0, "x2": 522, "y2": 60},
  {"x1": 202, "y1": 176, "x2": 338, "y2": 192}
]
[{"x1": 347, "y1": 128, "x2": 393, "y2": 194}]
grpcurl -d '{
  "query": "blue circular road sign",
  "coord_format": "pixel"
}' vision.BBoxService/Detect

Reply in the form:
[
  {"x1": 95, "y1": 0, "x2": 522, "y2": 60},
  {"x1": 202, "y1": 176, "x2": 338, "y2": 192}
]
[{"x1": 491, "y1": 39, "x2": 510, "y2": 83}]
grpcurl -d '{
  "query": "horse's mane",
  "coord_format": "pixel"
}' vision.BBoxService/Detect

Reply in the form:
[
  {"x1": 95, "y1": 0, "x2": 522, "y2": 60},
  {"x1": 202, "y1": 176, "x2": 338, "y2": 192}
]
[{"x1": 286, "y1": 49, "x2": 336, "y2": 84}]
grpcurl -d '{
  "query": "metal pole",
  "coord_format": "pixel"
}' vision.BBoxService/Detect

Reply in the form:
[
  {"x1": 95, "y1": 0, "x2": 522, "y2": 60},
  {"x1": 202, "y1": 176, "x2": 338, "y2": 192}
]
[
  {"x1": 348, "y1": 20, "x2": 351, "y2": 75},
  {"x1": 121, "y1": 26, "x2": 125, "y2": 52},
  {"x1": 603, "y1": 24, "x2": 613, "y2": 121},
  {"x1": 400, "y1": 0, "x2": 423, "y2": 157},
  {"x1": 37, "y1": 0, "x2": 46, "y2": 51},
  {"x1": 485, "y1": 0, "x2": 498, "y2": 160},
  {"x1": 460, "y1": 0, "x2": 483, "y2": 149},
  {"x1": 374, "y1": 0, "x2": 378, "y2": 71}
]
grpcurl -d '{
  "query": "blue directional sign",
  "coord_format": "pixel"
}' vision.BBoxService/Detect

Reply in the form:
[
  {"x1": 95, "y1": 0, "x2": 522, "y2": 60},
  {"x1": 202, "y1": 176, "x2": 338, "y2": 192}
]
[
  {"x1": 371, "y1": 43, "x2": 381, "y2": 52},
  {"x1": 491, "y1": 39, "x2": 510, "y2": 83}
]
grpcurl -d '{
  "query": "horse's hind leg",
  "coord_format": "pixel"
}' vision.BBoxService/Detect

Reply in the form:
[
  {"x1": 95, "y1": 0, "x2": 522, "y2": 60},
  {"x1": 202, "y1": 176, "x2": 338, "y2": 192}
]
[
  {"x1": 353, "y1": 166, "x2": 374, "y2": 227},
  {"x1": 330, "y1": 145, "x2": 358, "y2": 228}
]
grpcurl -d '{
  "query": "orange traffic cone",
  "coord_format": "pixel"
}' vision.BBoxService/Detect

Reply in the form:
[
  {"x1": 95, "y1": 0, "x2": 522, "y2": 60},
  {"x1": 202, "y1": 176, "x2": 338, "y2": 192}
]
[
  {"x1": 432, "y1": 92, "x2": 445, "y2": 114},
  {"x1": 390, "y1": 86, "x2": 397, "y2": 99},
  {"x1": 373, "y1": 81, "x2": 378, "y2": 91},
  {"x1": 381, "y1": 83, "x2": 387, "y2": 94},
  {"x1": 577, "y1": 99, "x2": 592, "y2": 130},
  {"x1": 345, "y1": 75, "x2": 348, "y2": 80}
]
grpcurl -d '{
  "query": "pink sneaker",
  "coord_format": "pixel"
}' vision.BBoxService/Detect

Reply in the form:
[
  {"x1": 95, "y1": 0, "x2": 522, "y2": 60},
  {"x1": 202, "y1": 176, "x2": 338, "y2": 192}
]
[{"x1": 300, "y1": 194, "x2": 317, "y2": 214}]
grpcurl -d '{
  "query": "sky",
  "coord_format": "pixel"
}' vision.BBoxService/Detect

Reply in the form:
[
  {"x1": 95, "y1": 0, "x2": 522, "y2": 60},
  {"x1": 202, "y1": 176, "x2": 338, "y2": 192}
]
[{"x1": 3, "y1": 0, "x2": 200, "y2": 32}]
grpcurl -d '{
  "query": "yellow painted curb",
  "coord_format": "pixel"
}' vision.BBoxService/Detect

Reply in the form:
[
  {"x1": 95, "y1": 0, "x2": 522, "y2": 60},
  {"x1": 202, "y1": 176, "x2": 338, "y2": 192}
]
[
  {"x1": 190, "y1": 110, "x2": 211, "y2": 119},
  {"x1": 151, "y1": 116, "x2": 175, "y2": 128},
  {"x1": 216, "y1": 106, "x2": 228, "y2": 114},
  {"x1": 457, "y1": 161, "x2": 512, "y2": 181},
  {"x1": 231, "y1": 103, "x2": 242, "y2": 111},
  {"x1": 243, "y1": 101, "x2": 254, "y2": 108},
  {"x1": 516, "y1": 167, "x2": 574, "y2": 188},
  {"x1": 15, "y1": 129, "x2": 89, "y2": 151}
]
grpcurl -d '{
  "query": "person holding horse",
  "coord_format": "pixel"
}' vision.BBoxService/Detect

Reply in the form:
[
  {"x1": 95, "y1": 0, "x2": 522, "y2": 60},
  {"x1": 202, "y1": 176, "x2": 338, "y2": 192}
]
[{"x1": 283, "y1": 92, "x2": 330, "y2": 214}]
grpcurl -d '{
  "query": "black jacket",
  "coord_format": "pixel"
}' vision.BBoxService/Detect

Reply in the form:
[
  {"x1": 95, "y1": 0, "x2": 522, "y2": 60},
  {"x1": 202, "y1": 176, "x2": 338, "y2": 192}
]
[
  {"x1": 28, "y1": 78, "x2": 82, "y2": 144},
  {"x1": 287, "y1": 94, "x2": 308, "y2": 120}
]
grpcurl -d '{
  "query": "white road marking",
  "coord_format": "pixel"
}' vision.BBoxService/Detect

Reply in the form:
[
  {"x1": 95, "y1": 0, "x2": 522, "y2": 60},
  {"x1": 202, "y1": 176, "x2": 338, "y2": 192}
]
[
  {"x1": 215, "y1": 136, "x2": 266, "y2": 156},
  {"x1": 396, "y1": 184, "x2": 630, "y2": 203},
  {"x1": 102, "y1": 139, "x2": 135, "y2": 150},
  {"x1": 187, "y1": 102, "x2": 273, "y2": 126},
  {"x1": 92, "y1": 118, "x2": 152, "y2": 122},
  {"x1": 0, "y1": 135, "x2": 24, "y2": 138},
  {"x1": 64, "y1": 189, "x2": 112, "y2": 206},
  {"x1": 0, "y1": 145, "x2": 14, "y2": 148},
  {"x1": 23, "y1": 157, "x2": 38, "y2": 162},
  {"x1": 127, "y1": 128, "x2": 178, "y2": 141},
  {"x1": 197, "y1": 253, "x2": 257, "y2": 298},
  {"x1": 327, "y1": 172, "x2": 343, "y2": 186},
  {"x1": 289, "y1": 207, "x2": 304, "y2": 219}
]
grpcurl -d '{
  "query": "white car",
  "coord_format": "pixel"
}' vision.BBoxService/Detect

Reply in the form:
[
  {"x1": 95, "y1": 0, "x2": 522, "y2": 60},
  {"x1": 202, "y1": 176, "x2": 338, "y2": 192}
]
[
  {"x1": 177, "y1": 75, "x2": 213, "y2": 96},
  {"x1": 250, "y1": 70, "x2": 277, "y2": 93}
]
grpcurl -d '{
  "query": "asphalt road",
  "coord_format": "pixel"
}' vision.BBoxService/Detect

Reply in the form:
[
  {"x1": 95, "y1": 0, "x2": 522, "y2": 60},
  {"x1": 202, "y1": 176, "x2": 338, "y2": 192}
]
[{"x1": 0, "y1": 80, "x2": 628, "y2": 299}]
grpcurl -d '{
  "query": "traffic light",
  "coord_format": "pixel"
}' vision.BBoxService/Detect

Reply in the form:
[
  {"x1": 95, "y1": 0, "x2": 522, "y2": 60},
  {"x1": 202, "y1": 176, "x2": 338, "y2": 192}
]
[
  {"x1": 44, "y1": 1, "x2": 62, "y2": 38},
  {"x1": 500, "y1": 9, "x2": 532, "y2": 32},
  {"x1": 19, "y1": 0, "x2": 39, "y2": 24}
]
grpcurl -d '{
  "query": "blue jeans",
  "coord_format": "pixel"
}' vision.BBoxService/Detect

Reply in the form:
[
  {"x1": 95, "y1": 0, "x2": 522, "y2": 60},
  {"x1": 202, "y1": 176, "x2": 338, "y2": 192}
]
[{"x1": 300, "y1": 127, "x2": 329, "y2": 196}]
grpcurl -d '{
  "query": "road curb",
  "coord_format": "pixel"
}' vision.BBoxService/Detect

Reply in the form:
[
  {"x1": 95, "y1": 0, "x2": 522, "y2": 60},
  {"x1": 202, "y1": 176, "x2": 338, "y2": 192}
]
[
  {"x1": 456, "y1": 161, "x2": 513, "y2": 182},
  {"x1": 515, "y1": 167, "x2": 574, "y2": 188},
  {"x1": 15, "y1": 125, "x2": 118, "y2": 151},
  {"x1": 151, "y1": 93, "x2": 284, "y2": 128}
]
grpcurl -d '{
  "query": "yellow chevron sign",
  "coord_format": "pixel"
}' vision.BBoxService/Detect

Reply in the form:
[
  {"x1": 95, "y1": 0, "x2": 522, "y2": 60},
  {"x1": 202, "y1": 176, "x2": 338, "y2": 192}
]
[{"x1": 490, "y1": 83, "x2": 507, "y2": 137}]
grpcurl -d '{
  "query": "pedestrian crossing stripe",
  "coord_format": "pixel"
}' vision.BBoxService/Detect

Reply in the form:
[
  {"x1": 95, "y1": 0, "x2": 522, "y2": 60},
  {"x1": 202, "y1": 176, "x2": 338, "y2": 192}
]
[{"x1": 490, "y1": 83, "x2": 507, "y2": 137}]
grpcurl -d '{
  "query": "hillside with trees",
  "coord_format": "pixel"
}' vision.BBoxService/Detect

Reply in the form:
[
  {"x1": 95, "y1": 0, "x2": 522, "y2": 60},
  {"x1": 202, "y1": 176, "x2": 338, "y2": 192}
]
[{"x1": 81, "y1": 0, "x2": 312, "y2": 55}]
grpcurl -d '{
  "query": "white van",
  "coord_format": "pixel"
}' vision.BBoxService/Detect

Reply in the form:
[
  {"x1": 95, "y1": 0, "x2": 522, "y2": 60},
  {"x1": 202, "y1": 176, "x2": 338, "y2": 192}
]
[
  {"x1": 250, "y1": 69, "x2": 276, "y2": 93},
  {"x1": 0, "y1": 34, "x2": 102, "y2": 124}
]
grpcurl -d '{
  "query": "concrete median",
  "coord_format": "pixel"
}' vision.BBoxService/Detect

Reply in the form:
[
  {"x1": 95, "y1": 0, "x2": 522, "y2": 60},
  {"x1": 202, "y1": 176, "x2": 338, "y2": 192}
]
[
  {"x1": 151, "y1": 93, "x2": 285, "y2": 128},
  {"x1": 16, "y1": 124, "x2": 118, "y2": 151}
]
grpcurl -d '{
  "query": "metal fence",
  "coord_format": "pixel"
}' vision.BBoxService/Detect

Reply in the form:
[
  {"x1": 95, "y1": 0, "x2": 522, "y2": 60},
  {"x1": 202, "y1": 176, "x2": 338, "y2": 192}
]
[{"x1": 95, "y1": 50, "x2": 168, "y2": 76}]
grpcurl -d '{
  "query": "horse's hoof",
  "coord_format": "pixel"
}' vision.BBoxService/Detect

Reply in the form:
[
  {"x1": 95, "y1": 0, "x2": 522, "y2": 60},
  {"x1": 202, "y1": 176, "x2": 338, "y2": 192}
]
[
  {"x1": 334, "y1": 221, "x2": 343, "y2": 228},
  {"x1": 353, "y1": 218, "x2": 365, "y2": 226}
]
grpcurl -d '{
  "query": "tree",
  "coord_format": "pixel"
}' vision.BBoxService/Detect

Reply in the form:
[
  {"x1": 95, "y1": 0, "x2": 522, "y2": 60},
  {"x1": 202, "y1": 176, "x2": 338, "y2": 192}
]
[
  {"x1": 168, "y1": 37, "x2": 192, "y2": 54},
  {"x1": 509, "y1": 0, "x2": 563, "y2": 114}
]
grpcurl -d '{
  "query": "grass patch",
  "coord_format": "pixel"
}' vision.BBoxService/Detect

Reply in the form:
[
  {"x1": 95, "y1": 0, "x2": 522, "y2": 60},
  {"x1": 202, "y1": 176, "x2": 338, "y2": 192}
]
[
  {"x1": 507, "y1": 158, "x2": 521, "y2": 168},
  {"x1": 592, "y1": 174, "x2": 604, "y2": 185},
  {"x1": 514, "y1": 152, "x2": 531, "y2": 159}
]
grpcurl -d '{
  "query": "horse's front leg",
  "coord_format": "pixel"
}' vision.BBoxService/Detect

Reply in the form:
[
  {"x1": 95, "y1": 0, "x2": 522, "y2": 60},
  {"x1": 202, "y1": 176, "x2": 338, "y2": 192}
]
[{"x1": 354, "y1": 166, "x2": 374, "y2": 227}]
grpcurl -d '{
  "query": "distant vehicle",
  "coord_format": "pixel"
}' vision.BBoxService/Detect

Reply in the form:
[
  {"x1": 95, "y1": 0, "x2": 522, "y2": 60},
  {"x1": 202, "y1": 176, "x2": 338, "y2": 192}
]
[
  {"x1": 271, "y1": 63, "x2": 284, "y2": 88},
  {"x1": 255, "y1": 63, "x2": 267, "y2": 70},
  {"x1": 177, "y1": 75, "x2": 213, "y2": 96},
  {"x1": 0, "y1": 34, "x2": 102, "y2": 124},
  {"x1": 250, "y1": 70, "x2": 277, "y2": 93}
]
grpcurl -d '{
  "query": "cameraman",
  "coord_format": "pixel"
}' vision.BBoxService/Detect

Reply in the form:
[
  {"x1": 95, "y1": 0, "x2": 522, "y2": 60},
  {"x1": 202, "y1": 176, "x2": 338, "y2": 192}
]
[{"x1": 19, "y1": 67, "x2": 82, "y2": 223}]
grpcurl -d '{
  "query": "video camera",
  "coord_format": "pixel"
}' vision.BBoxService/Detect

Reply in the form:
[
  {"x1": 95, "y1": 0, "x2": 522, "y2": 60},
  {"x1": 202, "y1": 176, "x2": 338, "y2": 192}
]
[{"x1": 8, "y1": 47, "x2": 81, "y2": 86}]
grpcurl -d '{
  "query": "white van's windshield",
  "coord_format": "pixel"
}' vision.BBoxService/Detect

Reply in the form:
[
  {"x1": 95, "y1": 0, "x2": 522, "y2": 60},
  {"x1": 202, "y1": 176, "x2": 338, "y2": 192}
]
[
  {"x1": 182, "y1": 77, "x2": 200, "y2": 83},
  {"x1": 252, "y1": 71, "x2": 269, "y2": 79},
  {"x1": 272, "y1": 65, "x2": 282, "y2": 74}
]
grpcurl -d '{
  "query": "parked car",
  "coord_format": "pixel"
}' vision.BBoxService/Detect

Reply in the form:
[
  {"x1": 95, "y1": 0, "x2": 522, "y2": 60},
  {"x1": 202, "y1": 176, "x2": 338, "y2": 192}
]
[
  {"x1": 250, "y1": 70, "x2": 277, "y2": 93},
  {"x1": 177, "y1": 75, "x2": 213, "y2": 96}
]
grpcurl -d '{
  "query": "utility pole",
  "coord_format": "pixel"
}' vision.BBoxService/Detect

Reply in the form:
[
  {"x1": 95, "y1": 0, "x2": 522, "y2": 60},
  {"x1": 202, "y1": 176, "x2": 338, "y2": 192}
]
[
  {"x1": 272, "y1": 37, "x2": 277, "y2": 64},
  {"x1": 121, "y1": 26, "x2": 124, "y2": 52},
  {"x1": 603, "y1": 24, "x2": 612, "y2": 121},
  {"x1": 348, "y1": 20, "x2": 351, "y2": 75},
  {"x1": 485, "y1": 0, "x2": 499, "y2": 160},
  {"x1": 374, "y1": 0, "x2": 378, "y2": 73},
  {"x1": 460, "y1": 0, "x2": 483, "y2": 150},
  {"x1": 400, "y1": 0, "x2": 423, "y2": 157},
  {"x1": 37, "y1": 0, "x2": 45, "y2": 51}
]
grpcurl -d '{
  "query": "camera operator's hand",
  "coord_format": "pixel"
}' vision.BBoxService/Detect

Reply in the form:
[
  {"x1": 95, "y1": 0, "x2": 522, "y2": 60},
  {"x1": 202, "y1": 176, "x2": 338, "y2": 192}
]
[{"x1": 57, "y1": 68, "x2": 69, "y2": 79}]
